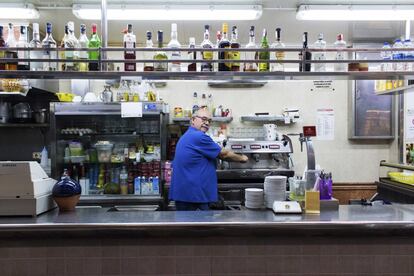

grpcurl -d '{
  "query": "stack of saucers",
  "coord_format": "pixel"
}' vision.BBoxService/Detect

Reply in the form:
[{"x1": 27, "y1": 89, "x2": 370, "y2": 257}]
[
  {"x1": 244, "y1": 188, "x2": 264, "y2": 209},
  {"x1": 264, "y1": 176, "x2": 287, "y2": 208}
]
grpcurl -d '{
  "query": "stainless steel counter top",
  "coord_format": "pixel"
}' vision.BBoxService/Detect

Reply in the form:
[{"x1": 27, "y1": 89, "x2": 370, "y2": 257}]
[{"x1": 0, "y1": 204, "x2": 413, "y2": 237}]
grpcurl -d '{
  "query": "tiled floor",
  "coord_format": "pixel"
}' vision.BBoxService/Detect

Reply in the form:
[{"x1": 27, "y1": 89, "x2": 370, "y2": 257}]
[{"x1": 0, "y1": 235, "x2": 413, "y2": 275}]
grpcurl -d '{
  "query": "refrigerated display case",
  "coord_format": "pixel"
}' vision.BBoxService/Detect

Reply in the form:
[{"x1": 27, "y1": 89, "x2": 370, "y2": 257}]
[{"x1": 50, "y1": 102, "x2": 168, "y2": 207}]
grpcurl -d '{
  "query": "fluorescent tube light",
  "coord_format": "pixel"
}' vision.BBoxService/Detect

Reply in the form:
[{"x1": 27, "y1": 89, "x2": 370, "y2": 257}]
[
  {"x1": 0, "y1": 3, "x2": 39, "y2": 19},
  {"x1": 73, "y1": 4, "x2": 262, "y2": 21},
  {"x1": 297, "y1": 5, "x2": 414, "y2": 21}
]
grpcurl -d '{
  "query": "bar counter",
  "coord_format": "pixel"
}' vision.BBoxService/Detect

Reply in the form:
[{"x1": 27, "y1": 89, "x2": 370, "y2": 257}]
[
  {"x1": 1, "y1": 204, "x2": 414, "y2": 275},
  {"x1": 0, "y1": 204, "x2": 414, "y2": 237}
]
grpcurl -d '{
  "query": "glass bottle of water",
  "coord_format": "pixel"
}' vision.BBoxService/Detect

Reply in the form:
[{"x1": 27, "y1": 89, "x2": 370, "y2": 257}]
[
  {"x1": 29, "y1": 23, "x2": 42, "y2": 71},
  {"x1": 41, "y1": 22, "x2": 57, "y2": 71},
  {"x1": 313, "y1": 33, "x2": 326, "y2": 72},
  {"x1": 380, "y1": 42, "x2": 392, "y2": 72},
  {"x1": 403, "y1": 39, "x2": 413, "y2": 71},
  {"x1": 334, "y1": 34, "x2": 347, "y2": 72},
  {"x1": 392, "y1": 39, "x2": 404, "y2": 71}
]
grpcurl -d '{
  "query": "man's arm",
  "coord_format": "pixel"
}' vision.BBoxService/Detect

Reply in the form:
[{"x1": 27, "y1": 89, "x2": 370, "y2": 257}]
[{"x1": 218, "y1": 148, "x2": 248, "y2": 162}]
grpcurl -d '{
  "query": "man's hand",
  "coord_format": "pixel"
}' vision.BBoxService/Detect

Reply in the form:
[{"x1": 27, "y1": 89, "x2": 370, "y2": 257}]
[{"x1": 240, "y1": 154, "x2": 248, "y2": 163}]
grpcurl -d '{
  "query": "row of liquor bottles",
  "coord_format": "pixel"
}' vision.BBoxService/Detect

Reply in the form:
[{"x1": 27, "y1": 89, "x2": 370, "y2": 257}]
[{"x1": 0, "y1": 21, "x2": 350, "y2": 72}]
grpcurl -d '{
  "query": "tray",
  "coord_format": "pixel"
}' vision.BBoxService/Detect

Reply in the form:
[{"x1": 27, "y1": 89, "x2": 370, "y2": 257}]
[{"x1": 388, "y1": 172, "x2": 414, "y2": 185}]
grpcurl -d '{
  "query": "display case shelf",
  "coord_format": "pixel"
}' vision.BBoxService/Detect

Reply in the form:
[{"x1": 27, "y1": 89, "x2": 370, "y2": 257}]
[{"x1": 172, "y1": 116, "x2": 233, "y2": 123}]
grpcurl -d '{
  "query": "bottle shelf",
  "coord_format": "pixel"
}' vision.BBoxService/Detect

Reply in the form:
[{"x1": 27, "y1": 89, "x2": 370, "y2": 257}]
[
  {"x1": 240, "y1": 115, "x2": 293, "y2": 124},
  {"x1": 172, "y1": 116, "x2": 233, "y2": 123}
]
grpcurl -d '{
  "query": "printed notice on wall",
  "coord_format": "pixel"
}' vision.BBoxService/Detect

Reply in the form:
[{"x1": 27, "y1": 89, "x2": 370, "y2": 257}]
[
  {"x1": 121, "y1": 102, "x2": 143, "y2": 118},
  {"x1": 311, "y1": 80, "x2": 334, "y2": 92},
  {"x1": 316, "y1": 108, "x2": 335, "y2": 140},
  {"x1": 406, "y1": 108, "x2": 414, "y2": 140}
]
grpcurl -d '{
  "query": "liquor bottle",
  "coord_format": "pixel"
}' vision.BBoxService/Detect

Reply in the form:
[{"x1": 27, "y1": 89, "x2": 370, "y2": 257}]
[
  {"x1": 88, "y1": 24, "x2": 100, "y2": 71},
  {"x1": 313, "y1": 33, "x2": 326, "y2": 72},
  {"x1": 119, "y1": 166, "x2": 128, "y2": 195},
  {"x1": 215, "y1": 31, "x2": 222, "y2": 72},
  {"x1": 244, "y1": 26, "x2": 258, "y2": 72},
  {"x1": 187, "y1": 37, "x2": 197, "y2": 72},
  {"x1": 200, "y1": 25, "x2": 213, "y2": 72},
  {"x1": 29, "y1": 23, "x2": 42, "y2": 71},
  {"x1": 271, "y1": 28, "x2": 285, "y2": 72},
  {"x1": 218, "y1": 23, "x2": 231, "y2": 71},
  {"x1": 258, "y1": 29, "x2": 270, "y2": 72},
  {"x1": 65, "y1": 21, "x2": 79, "y2": 71},
  {"x1": 5, "y1": 23, "x2": 17, "y2": 71},
  {"x1": 167, "y1": 23, "x2": 181, "y2": 72},
  {"x1": 123, "y1": 24, "x2": 136, "y2": 72},
  {"x1": 144, "y1": 31, "x2": 154, "y2": 71},
  {"x1": 299, "y1": 32, "x2": 311, "y2": 72},
  {"x1": 230, "y1": 26, "x2": 240, "y2": 71},
  {"x1": 334, "y1": 34, "x2": 347, "y2": 72},
  {"x1": 17, "y1": 26, "x2": 29, "y2": 70},
  {"x1": 59, "y1": 25, "x2": 68, "y2": 71},
  {"x1": 0, "y1": 26, "x2": 5, "y2": 70},
  {"x1": 78, "y1": 24, "x2": 89, "y2": 71},
  {"x1": 41, "y1": 22, "x2": 57, "y2": 71},
  {"x1": 192, "y1": 92, "x2": 199, "y2": 114},
  {"x1": 200, "y1": 93, "x2": 207, "y2": 110},
  {"x1": 154, "y1": 30, "x2": 168, "y2": 71}
]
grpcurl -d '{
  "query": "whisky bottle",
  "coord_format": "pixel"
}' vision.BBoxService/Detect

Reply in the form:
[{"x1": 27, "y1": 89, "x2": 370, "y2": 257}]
[
  {"x1": 271, "y1": 28, "x2": 285, "y2": 72},
  {"x1": 258, "y1": 29, "x2": 270, "y2": 72},
  {"x1": 230, "y1": 26, "x2": 240, "y2": 71},
  {"x1": 244, "y1": 26, "x2": 258, "y2": 72},
  {"x1": 5, "y1": 23, "x2": 17, "y2": 71},
  {"x1": 123, "y1": 24, "x2": 136, "y2": 72},
  {"x1": 218, "y1": 23, "x2": 231, "y2": 71},
  {"x1": 29, "y1": 23, "x2": 42, "y2": 71},
  {"x1": 154, "y1": 30, "x2": 168, "y2": 71},
  {"x1": 17, "y1": 26, "x2": 29, "y2": 70},
  {"x1": 200, "y1": 25, "x2": 213, "y2": 72},
  {"x1": 144, "y1": 31, "x2": 154, "y2": 71},
  {"x1": 167, "y1": 23, "x2": 181, "y2": 72},
  {"x1": 187, "y1": 37, "x2": 197, "y2": 72},
  {"x1": 78, "y1": 24, "x2": 89, "y2": 71},
  {"x1": 88, "y1": 24, "x2": 101, "y2": 71},
  {"x1": 41, "y1": 22, "x2": 57, "y2": 71},
  {"x1": 299, "y1": 32, "x2": 312, "y2": 72}
]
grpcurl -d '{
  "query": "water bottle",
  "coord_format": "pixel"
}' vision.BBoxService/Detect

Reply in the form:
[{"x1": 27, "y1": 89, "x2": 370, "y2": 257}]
[
  {"x1": 392, "y1": 39, "x2": 404, "y2": 71},
  {"x1": 134, "y1": 176, "x2": 141, "y2": 195},
  {"x1": 152, "y1": 176, "x2": 159, "y2": 195},
  {"x1": 380, "y1": 42, "x2": 392, "y2": 72},
  {"x1": 334, "y1": 34, "x2": 347, "y2": 72},
  {"x1": 403, "y1": 39, "x2": 413, "y2": 71},
  {"x1": 313, "y1": 33, "x2": 326, "y2": 72}
]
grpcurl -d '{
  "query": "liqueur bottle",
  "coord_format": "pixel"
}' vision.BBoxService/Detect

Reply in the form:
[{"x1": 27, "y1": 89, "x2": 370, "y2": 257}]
[
  {"x1": 78, "y1": 24, "x2": 89, "y2": 71},
  {"x1": 0, "y1": 26, "x2": 5, "y2": 70},
  {"x1": 88, "y1": 24, "x2": 101, "y2": 71},
  {"x1": 187, "y1": 37, "x2": 197, "y2": 72},
  {"x1": 299, "y1": 32, "x2": 311, "y2": 72},
  {"x1": 123, "y1": 24, "x2": 136, "y2": 72},
  {"x1": 271, "y1": 28, "x2": 285, "y2": 72},
  {"x1": 244, "y1": 26, "x2": 258, "y2": 72},
  {"x1": 29, "y1": 23, "x2": 42, "y2": 71},
  {"x1": 41, "y1": 22, "x2": 57, "y2": 71},
  {"x1": 218, "y1": 23, "x2": 231, "y2": 71},
  {"x1": 143, "y1": 31, "x2": 154, "y2": 71},
  {"x1": 5, "y1": 23, "x2": 17, "y2": 71},
  {"x1": 65, "y1": 21, "x2": 80, "y2": 71},
  {"x1": 167, "y1": 23, "x2": 181, "y2": 72},
  {"x1": 313, "y1": 33, "x2": 327, "y2": 72},
  {"x1": 334, "y1": 34, "x2": 347, "y2": 72},
  {"x1": 17, "y1": 26, "x2": 29, "y2": 70},
  {"x1": 200, "y1": 25, "x2": 213, "y2": 72},
  {"x1": 153, "y1": 30, "x2": 168, "y2": 72},
  {"x1": 258, "y1": 29, "x2": 270, "y2": 72},
  {"x1": 230, "y1": 26, "x2": 240, "y2": 71}
]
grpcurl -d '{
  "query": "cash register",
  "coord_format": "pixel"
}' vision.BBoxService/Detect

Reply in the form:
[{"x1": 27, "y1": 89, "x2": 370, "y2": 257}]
[{"x1": 0, "y1": 161, "x2": 56, "y2": 216}]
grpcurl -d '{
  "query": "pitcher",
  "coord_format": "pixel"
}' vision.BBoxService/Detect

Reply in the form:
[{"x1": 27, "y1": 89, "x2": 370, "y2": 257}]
[{"x1": 99, "y1": 85, "x2": 113, "y2": 103}]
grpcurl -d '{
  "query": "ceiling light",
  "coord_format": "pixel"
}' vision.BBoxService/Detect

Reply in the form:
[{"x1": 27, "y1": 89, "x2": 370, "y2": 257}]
[
  {"x1": 0, "y1": 3, "x2": 39, "y2": 19},
  {"x1": 72, "y1": 4, "x2": 262, "y2": 21},
  {"x1": 297, "y1": 5, "x2": 414, "y2": 21}
]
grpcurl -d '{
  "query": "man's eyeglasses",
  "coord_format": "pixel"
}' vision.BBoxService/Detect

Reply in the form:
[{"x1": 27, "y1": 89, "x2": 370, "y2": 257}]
[{"x1": 194, "y1": 116, "x2": 212, "y2": 123}]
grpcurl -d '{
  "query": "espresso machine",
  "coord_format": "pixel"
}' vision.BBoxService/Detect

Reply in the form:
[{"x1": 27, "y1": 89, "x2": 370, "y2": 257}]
[{"x1": 214, "y1": 135, "x2": 295, "y2": 209}]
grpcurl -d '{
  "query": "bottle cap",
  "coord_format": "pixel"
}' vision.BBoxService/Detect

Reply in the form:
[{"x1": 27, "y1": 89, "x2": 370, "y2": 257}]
[
  {"x1": 127, "y1": 24, "x2": 132, "y2": 33},
  {"x1": 318, "y1": 33, "x2": 324, "y2": 40},
  {"x1": 91, "y1": 24, "x2": 97, "y2": 33},
  {"x1": 337, "y1": 34, "x2": 344, "y2": 41},
  {"x1": 67, "y1": 21, "x2": 74, "y2": 32},
  {"x1": 20, "y1": 26, "x2": 26, "y2": 34},
  {"x1": 171, "y1": 23, "x2": 177, "y2": 32},
  {"x1": 189, "y1": 37, "x2": 195, "y2": 44},
  {"x1": 146, "y1": 31, "x2": 152, "y2": 40},
  {"x1": 222, "y1": 23, "x2": 228, "y2": 33},
  {"x1": 80, "y1": 24, "x2": 86, "y2": 33},
  {"x1": 204, "y1": 25, "x2": 210, "y2": 30}
]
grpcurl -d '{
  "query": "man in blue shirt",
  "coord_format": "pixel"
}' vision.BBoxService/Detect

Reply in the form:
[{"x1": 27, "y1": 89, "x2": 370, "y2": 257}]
[{"x1": 169, "y1": 108, "x2": 248, "y2": 211}]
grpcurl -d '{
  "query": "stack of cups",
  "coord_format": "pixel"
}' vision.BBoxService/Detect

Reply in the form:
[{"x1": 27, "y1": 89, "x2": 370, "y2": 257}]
[
  {"x1": 264, "y1": 176, "x2": 287, "y2": 208},
  {"x1": 244, "y1": 188, "x2": 264, "y2": 209}
]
